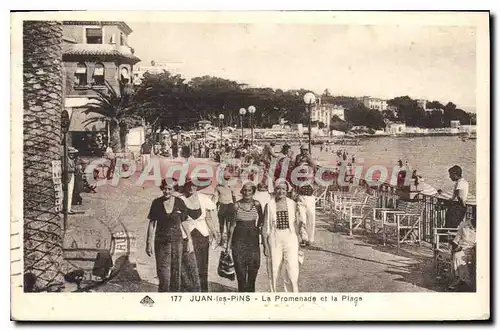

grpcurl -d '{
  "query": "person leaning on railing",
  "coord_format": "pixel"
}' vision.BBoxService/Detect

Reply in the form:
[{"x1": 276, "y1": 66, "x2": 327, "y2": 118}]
[{"x1": 444, "y1": 165, "x2": 469, "y2": 229}]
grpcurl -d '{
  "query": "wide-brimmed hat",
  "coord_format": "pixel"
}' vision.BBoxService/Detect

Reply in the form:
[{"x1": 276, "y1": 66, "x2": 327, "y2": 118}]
[{"x1": 300, "y1": 144, "x2": 309, "y2": 150}]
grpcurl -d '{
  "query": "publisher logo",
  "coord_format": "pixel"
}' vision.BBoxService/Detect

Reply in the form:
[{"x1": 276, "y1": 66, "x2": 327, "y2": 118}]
[{"x1": 140, "y1": 295, "x2": 155, "y2": 307}]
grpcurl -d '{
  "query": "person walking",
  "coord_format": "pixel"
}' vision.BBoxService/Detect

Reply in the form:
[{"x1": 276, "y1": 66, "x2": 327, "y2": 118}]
[
  {"x1": 213, "y1": 173, "x2": 236, "y2": 246},
  {"x1": 145, "y1": 179, "x2": 200, "y2": 292},
  {"x1": 262, "y1": 179, "x2": 303, "y2": 292},
  {"x1": 140, "y1": 138, "x2": 153, "y2": 170},
  {"x1": 294, "y1": 144, "x2": 317, "y2": 245},
  {"x1": 226, "y1": 182, "x2": 264, "y2": 292},
  {"x1": 182, "y1": 178, "x2": 220, "y2": 292}
]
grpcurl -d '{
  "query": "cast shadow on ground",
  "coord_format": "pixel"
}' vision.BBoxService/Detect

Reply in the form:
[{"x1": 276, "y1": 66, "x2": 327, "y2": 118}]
[
  {"x1": 316, "y1": 220, "x2": 447, "y2": 292},
  {"x1": 208, "y1": 281, "x2": 237, "y2": 292},
  {"x1": 81, "y1": 255, "x2": 158, "y2": 292}
]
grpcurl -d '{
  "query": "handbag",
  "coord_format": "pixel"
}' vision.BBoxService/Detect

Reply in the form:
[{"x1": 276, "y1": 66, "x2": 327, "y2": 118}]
[{"x1": 217, "y1": 250, "x2": 235, "y2": 281}]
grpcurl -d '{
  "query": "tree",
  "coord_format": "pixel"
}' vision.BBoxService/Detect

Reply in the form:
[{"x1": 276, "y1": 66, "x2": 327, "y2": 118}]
[
  {"x1": 427, "y1": 100, "x2": 445, "y2": 110},
  {"x1": 345, "y1": 104, "x2": 385, "y2": 129},
  {"x1": 84, "y1": 80, "x2": 138, "y2": 152},
  {"x1": 134, "y1": 71, "x2": 198, "y2": 133},
  {"x1": 388, "y1": 96, "x2": 419, "y2": 126},
  {"x1": 330, "y1": 115, "x2": 350, "y2": 132},
  {"x1": 23, "y1": 21, "x2": 66, "y2": 291}
]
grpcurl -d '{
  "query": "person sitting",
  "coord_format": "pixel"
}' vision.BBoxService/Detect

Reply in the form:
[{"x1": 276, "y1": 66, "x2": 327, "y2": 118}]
[{"x1": 449, "y1": 216, "x2": 476, "y2": 291}]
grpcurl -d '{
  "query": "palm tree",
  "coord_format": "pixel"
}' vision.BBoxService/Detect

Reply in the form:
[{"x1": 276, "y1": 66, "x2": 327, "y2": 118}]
[
  {"x1": 23, "y1": 21, "x2": 66, "y2": 291},
  {"x1": 84, "y1": 80, "x2": 137, "y2": 152}
]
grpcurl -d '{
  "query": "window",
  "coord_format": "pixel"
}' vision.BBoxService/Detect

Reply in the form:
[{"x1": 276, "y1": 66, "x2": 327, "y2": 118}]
[
  {"x1": 74, "y1": 63, "x2": 87, "y2": 86},
  {"x1": 120, "y1": 67, "x2": 130, "y2": 84},
  {"x1": 86, "y1": 28, "x2": 103, "y2": 44},
  {"x1": 93, "y1": 63, "x2": 105, "y2": 86},
  {"x1": 120, "y1": 32, "x2": 125, "y2": 46}
]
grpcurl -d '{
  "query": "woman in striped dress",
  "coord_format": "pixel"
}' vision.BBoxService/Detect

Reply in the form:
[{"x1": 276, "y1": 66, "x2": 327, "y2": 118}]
[{"x1": 227, "y1": 182, "x2": 264, "y2": 292}]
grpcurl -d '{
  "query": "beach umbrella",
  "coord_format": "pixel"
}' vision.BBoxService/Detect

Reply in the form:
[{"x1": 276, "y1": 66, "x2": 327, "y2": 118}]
[{"x1": 414, "y1": 180, "x2": 439, "y2": 196}]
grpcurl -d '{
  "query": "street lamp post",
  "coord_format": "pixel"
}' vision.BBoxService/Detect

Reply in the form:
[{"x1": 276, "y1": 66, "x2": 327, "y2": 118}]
[
  {"x1": 218, "y1": 113, "x2": 224, "y2": 146},
  {"x1": 303, "y1": 92, "x2": 316, "y2": 154},
  {"x1": 239, "y1": 108, "x2": 246, "y2": 143},
  {"x1": 248, "y1": 105, "x2": 256, "y2": 146}
]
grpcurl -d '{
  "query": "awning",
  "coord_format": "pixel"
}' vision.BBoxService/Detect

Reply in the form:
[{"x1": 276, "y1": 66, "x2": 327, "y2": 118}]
[
  {"x1": 65, "y1": 97, "x2": 92, "y2": 108},
  {"x1": 76, "y1": 66, "x2": 87, "y2": 74},
  {"x1": 68, "y1": 108, "x2": 107, "y2": 132},
  {"x1": 94, "y1": 66, "x2": 104, "y2": 75}
]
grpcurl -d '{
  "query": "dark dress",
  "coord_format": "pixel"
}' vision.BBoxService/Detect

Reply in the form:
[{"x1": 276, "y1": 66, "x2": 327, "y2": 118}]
[
  {"x1": 231, "y1": 201, "x2": 263, "y2": 292},
  {"x1": 186, "y1": 208, "x2": 210, "y2": 292},
  {"x1": 147, "y1": 196, "x2": 200, "y2": 292}
]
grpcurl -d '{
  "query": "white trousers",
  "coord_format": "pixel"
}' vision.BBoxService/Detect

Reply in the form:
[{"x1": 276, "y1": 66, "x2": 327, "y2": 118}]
[
  {"x1": 67, "y1": 174, "x2": 74, "y2": 211},
  {"x1": 267, "y1": 229, "x2": 300, "y2": 292},
  {"x1": 297, "y1": 195, "x2": 316, "y2": 243},
  {"x1": 141, "y1": 154, "x2": 151, "y2": 170}
]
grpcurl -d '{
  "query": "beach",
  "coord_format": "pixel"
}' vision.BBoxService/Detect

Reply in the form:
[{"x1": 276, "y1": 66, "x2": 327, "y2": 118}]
[{"x1": 281, "y1": 136, "x2": 476, "y2": 197}]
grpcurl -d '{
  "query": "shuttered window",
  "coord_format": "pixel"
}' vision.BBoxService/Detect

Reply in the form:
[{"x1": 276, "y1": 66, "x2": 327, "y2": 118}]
[{"x1": 86, "y1": 28, "x2": 102, "y2": 44}]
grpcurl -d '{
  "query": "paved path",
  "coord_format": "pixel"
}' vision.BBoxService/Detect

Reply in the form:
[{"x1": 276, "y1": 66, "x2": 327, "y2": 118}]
[{"x1": 66, "y1": 175, "x2": 442, "y2": 292}]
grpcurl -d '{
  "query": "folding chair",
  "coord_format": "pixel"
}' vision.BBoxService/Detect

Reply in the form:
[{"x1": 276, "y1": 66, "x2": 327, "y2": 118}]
[
  {"x1": 341, "y1": 193, "x2": 379, "y2": 236},
  {"x1": 433, "y1": 227, "x2": 459, "y2": 284},
  {"x1": 382, "y1": 199, "x2": 424, "y2": 252}
]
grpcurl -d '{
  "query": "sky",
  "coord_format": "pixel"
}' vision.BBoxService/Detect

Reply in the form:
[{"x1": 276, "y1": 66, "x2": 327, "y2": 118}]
[{"x1": 128, "y1": 23, "x2": 476, "y2": 111}]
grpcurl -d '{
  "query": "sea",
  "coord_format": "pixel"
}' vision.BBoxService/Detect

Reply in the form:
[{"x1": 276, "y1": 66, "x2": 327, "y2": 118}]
[{"x1": 282, "y1": 136, "x2": 476, "y2": 197}]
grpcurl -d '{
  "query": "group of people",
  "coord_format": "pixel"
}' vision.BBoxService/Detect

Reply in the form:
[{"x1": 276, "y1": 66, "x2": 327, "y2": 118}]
[
  {"x1": 146, "y1": 141, "x2": 320, "y2": 293},
  {"x1": 146, "y1": 175, "x2": 313, "y2": 293}
]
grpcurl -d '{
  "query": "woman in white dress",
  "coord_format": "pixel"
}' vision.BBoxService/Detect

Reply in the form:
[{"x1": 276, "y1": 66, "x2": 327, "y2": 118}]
[{"x1": 181, "y1": 179, "x2": 220, "y2": 292}]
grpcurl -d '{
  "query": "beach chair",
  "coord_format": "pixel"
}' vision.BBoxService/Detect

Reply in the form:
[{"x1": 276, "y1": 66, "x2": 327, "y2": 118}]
[
  {"x1": 433, "y1": 227, "x2": 459, "y2": 283},
  {"x1": 314, "y1": 185, "x2": 332, "y2": 211},
  {"x1": 341, "y1": 192, "x2": 379, "y2": 236},
  {"x1": 332, "y1": 186, "x2": 363, "y2": 213},
  {"x1": 381, "y1": 199, "x2": 424, "y2": 252}
]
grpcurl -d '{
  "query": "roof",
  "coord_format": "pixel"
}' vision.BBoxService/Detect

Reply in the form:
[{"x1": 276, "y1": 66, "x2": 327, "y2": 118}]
[{"x1": 63, "y1": 44, "x2": 141, "y2": 64}]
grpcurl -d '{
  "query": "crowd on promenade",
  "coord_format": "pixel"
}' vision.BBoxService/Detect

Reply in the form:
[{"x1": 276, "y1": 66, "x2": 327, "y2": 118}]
[
  {"x1": 61, "y1": 131, "x2": 475, "y2": 293},
  {"x1": 139, "y1": 133, "x2": 475, "y2": 293}
]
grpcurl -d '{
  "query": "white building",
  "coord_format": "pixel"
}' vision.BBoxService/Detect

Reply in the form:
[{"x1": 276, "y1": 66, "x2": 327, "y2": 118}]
[
  {"x1": 450, "y1": 120, "x2": 461, "y2": 129},
  {"x1": 416, "y1": 99, "x2": 427, "y2": 110},
  {"x1": 133, "y1": 60, "x2": 183, "y2": 85},
  {"x1": 360, "y1": 96, "x2": 388, "y2": 111},
  {"x1": 311, "y1": 97, "x2": 345, "y2": 129},
  {"x1": 459, "y1": 125, "x2": 476, "y2": 134},
  {"x1": 386, "y1": 122, "x2": 406, "y2": 134}
]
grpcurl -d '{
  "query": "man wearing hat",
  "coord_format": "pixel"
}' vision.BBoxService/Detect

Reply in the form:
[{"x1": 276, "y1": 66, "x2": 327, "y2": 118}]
[
  {"x1": 294, "y1": 144, "x2": 317, "y2": 246},
  {"x1": 273, "y1": 143, "x2": 293, "y2": 184}
]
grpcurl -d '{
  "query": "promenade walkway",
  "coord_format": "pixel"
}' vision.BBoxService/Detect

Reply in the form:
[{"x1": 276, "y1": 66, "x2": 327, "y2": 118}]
[{"x1": 65, "y1": 176, "x2": 443, "y2": 292}]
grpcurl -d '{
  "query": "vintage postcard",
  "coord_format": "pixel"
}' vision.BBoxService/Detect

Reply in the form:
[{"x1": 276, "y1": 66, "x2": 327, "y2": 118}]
[{"x1": 10, "y1": 11, "x2": 490, "y2": 321}]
